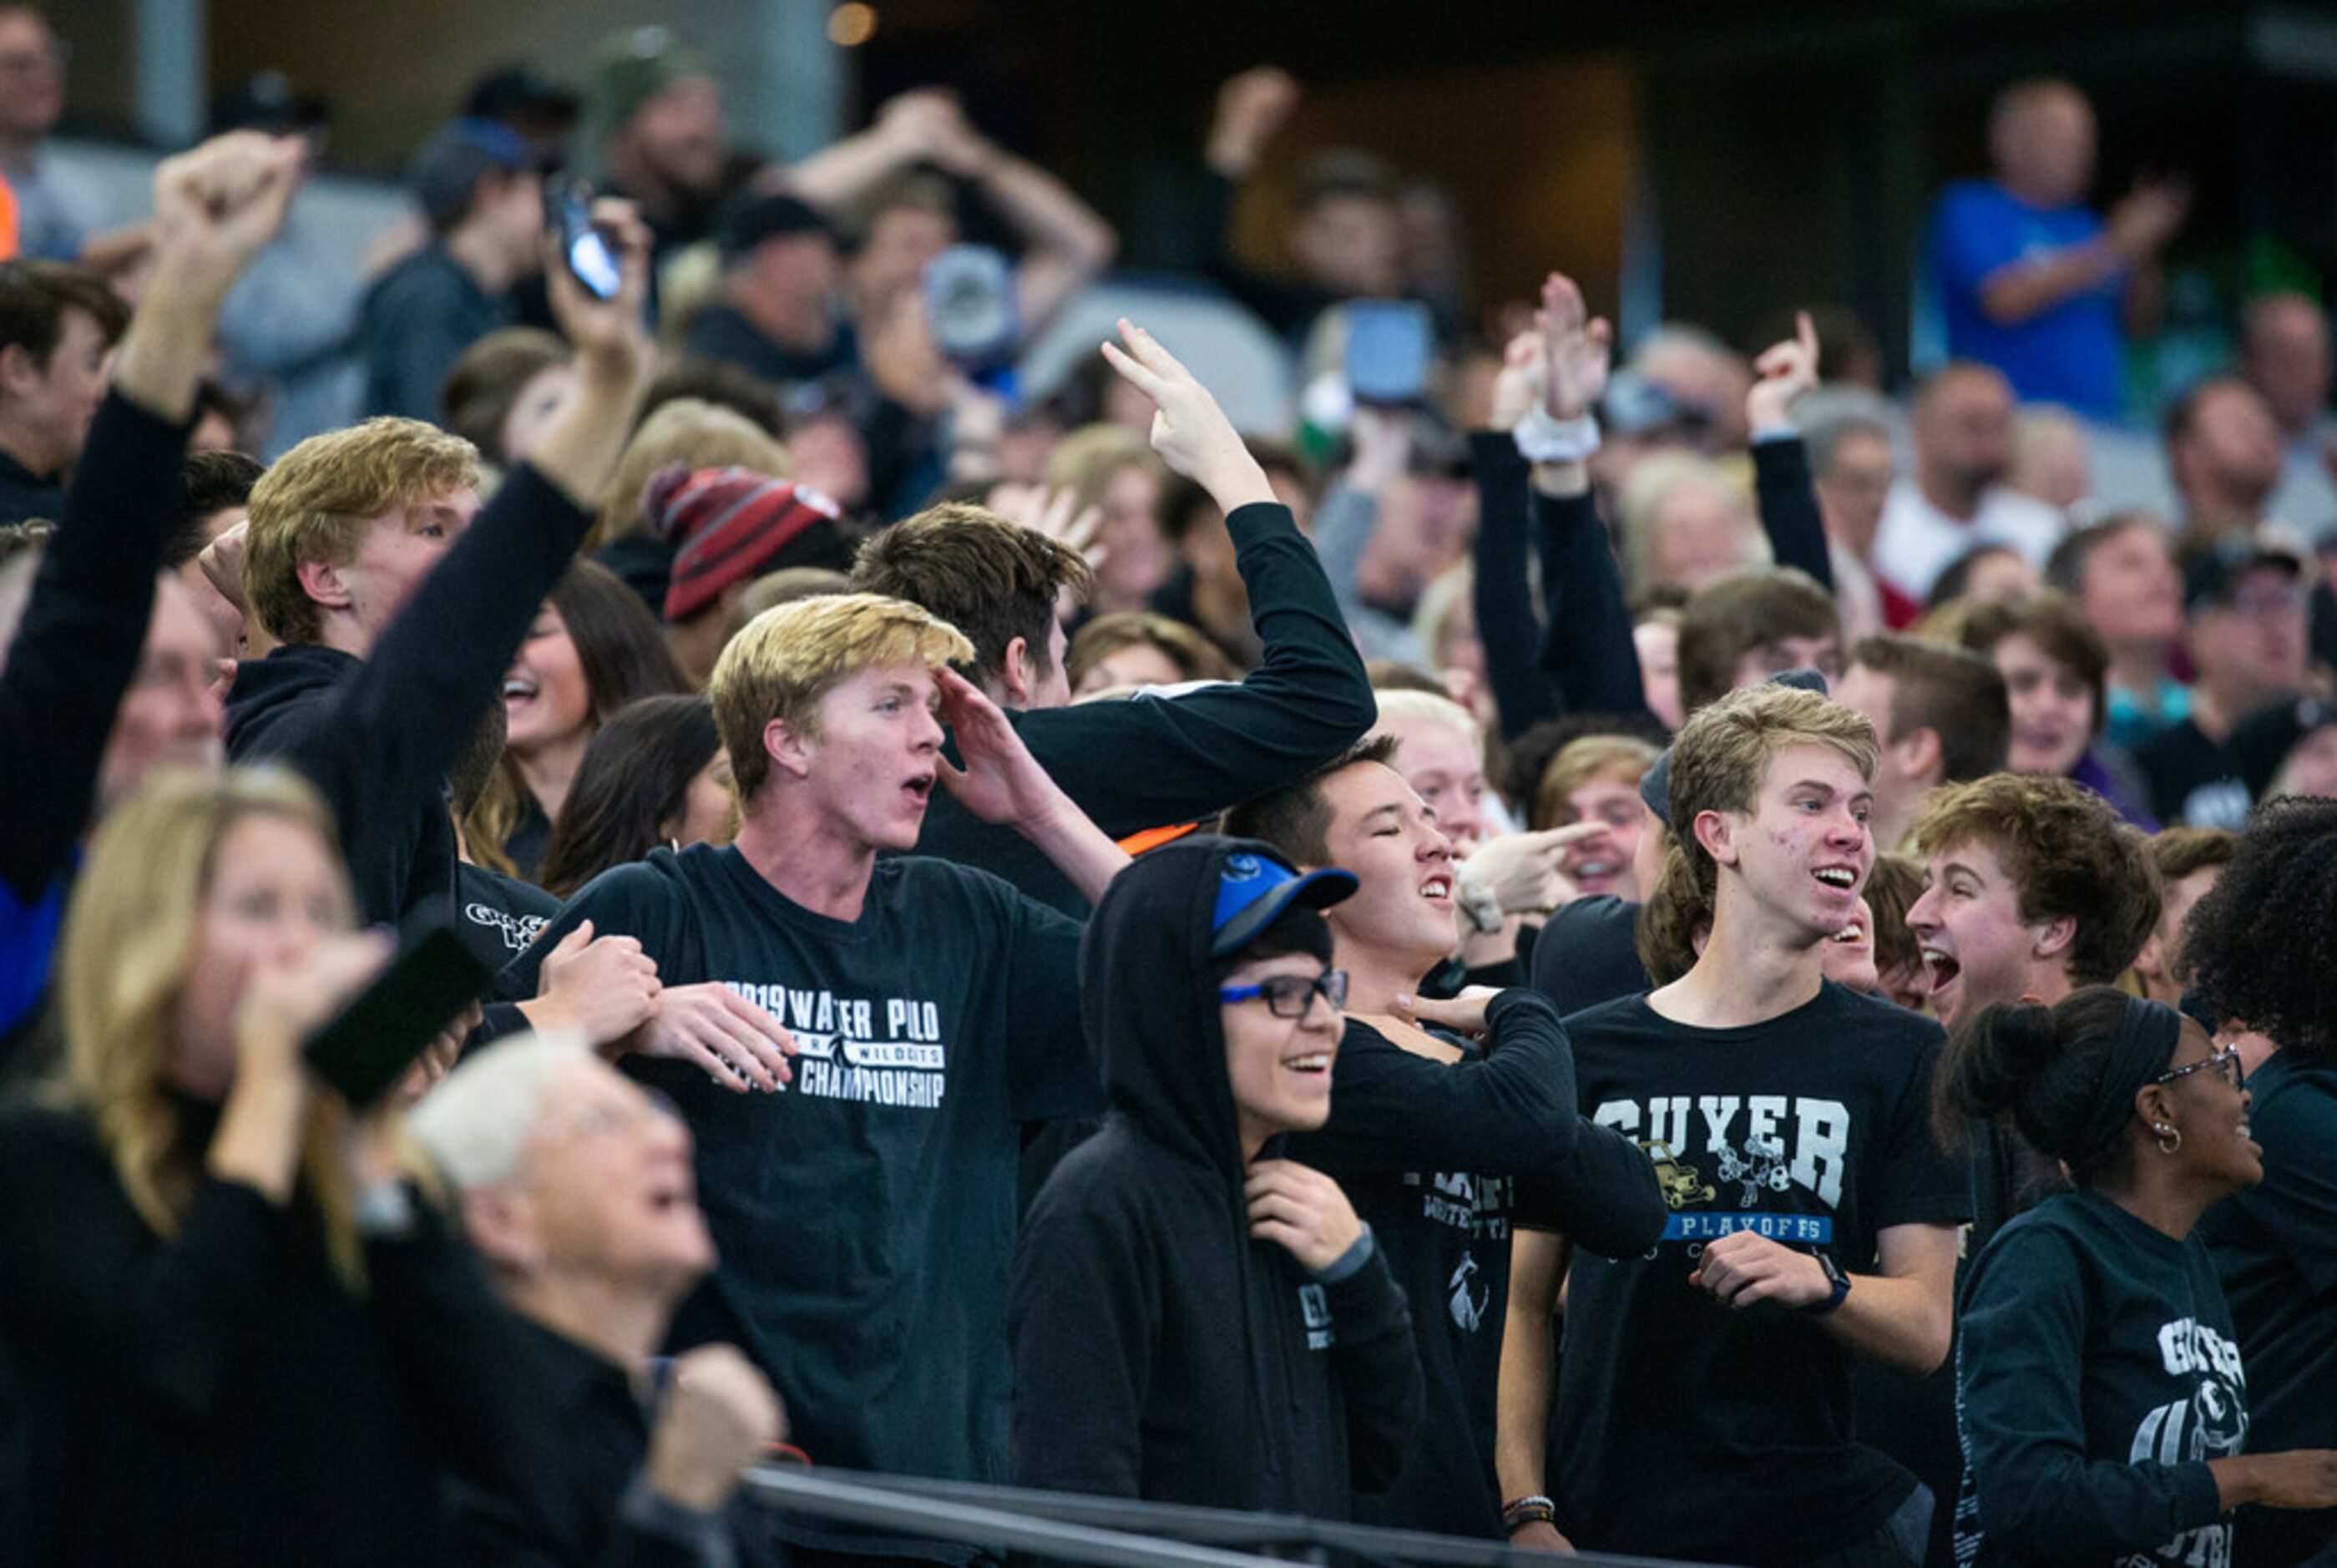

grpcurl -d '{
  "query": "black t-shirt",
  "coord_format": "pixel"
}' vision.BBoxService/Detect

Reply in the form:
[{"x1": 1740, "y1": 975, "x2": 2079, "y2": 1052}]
[
  {"x1": 1529, "y1": 895, "x2": 1650, "y2": 1016},
  {"x1": 2135, "y1": 718, "x2": 2252, "y2": 829},
  {"x1": 1285, "y1": 994, "x2": 1581, "y2": 1539},
  {"x1": 682, "y1": 303, "x2": 858, "y2": 387},
  {"x1": 505, "y1": 844, "x2": 1095, "y2": 1488},
  {"x1": 1553, "y1": 980, "x2": 1969, "y2": 1565},
  {"x1": 456, "y1": 862, "x2": 559, "y2": 960},
  {"x1": 1955, "y1": 1188, "x2": 2239, "y2": 1568},
  {"x1": 2198, "y1": 1050, "x2": 2337, "y2": 1566}
]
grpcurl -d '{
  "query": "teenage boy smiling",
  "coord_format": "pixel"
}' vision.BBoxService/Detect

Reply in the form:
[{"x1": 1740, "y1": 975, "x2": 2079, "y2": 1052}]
[{"x1": 1496, "y1": 682, "x2": 1968, "y2": 1567}]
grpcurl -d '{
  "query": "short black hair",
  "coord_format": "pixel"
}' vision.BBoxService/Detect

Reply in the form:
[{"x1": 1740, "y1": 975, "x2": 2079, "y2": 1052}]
[
  {"x1": 2182, "y1": 796, "x2": 2337, "y2": 1062},
  {"x1": 168, "y1": 449, "x2": 266, "y2": 568},
  {"x1": 1219, "y1": 735, "x2": 1399, "y2": 867}
]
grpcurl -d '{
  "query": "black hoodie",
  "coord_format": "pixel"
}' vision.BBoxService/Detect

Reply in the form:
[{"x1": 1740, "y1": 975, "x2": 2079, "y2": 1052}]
[{"x1": 1011, "y1": 837, "x2": 1423, "y2": 1516}]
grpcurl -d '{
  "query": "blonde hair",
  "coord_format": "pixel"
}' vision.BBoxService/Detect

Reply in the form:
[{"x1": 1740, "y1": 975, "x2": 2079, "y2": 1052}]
[
  {"x1": 1667, "y1": 684, "x2": 1878, "y2": 898},
  {"x1": 1409, "y1": 561, "x2": 1475, "y2": 670},
  {"x1": 1372, "y1": 687, "x2": 1481, "y2": 748},
  {"x1": 710, "y1": 592, "x2": 973, "y2": 801},
  {"x1": 56, "y1": 767, "x2": 365, "y2": 1282},
  {"x1": 591, "y1": 399, "x2": 791, "y2": 550},
  {"x1": 1533, "y1": 734, "x2": 1660, "y2": 832},
  {"x1": 1045, "y1": 423, "x2": 1166, "y2": 513},
  {"x1": 1616, "y1": 450, "x2": 1763, "y2": 594},
  {"x1": 245, "y1": 418, "x2": 482, "y2": 645}
]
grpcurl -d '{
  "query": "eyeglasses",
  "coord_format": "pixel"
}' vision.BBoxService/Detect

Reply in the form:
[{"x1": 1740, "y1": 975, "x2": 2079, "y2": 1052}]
[
  {"x1": 2153, "y1": 1044, "x2": 2245, "y2": 1092},
  {"x1": 1218, "y1": 970, "x2": 1348, "y2": 1019}
]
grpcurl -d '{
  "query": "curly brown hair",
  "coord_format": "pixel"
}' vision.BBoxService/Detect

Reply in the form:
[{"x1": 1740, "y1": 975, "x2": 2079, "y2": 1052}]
[{"x1": 1913, "y1": 772, "x2": 2162, "y2": 985}]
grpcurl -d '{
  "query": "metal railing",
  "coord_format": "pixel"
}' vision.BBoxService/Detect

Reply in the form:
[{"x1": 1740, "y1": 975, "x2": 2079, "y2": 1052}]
[{"x1": 742, "y1": 1464, "x2": 1701, "y2": 1568}]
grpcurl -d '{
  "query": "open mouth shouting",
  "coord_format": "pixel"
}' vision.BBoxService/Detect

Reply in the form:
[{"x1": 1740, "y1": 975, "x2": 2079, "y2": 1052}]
[
  {"x1": 502, "y1": 675, "x2": 540, "y2": 711},
  {"x1": 1419, "y1": 872, "x2": 1453, "y2": 907}
]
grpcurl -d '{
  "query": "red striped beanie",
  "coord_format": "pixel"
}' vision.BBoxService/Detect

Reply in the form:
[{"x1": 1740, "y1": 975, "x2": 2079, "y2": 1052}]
[{"x1": 646, "y1": 463, "x2": 844, "y2": 623}]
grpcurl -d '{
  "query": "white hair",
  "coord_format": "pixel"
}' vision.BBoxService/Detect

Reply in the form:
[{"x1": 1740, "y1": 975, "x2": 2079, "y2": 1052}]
[{"x1": 406, "y1": 1031, "x2": 592, "y2": 1191}]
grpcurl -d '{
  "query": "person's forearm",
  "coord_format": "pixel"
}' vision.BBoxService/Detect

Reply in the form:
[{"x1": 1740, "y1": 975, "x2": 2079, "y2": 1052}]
[
  {"x1": 111, "y1": 274, "x2": 230, "y2": 422},
  {"x1": 1471, "y1": 432, "x2": 1559, "y2": 736},
  {"x1": 1495, "y1": 1233, "x2": 1564, "y2": 1505},
  {"x1": 1528, "y1": 482, "x2": 1653, "y2": 721},
  {"x1": 523, "y1": 346, "x2": 652, "y2": 513},
  {"x1": 1979, "y1": 240, "x2": 2125, "y2": 326},
  {"x1": 1822, "y1": 1270, "x2": 1951, "y2": 1376},
  {"x1": 205, "y1": 1064, "x2": 309, "y2": 1203},
  {"x1": 1752, "y1": 438, "x2": 1833, "y2": 590},
  {"x1": 1019, "y1": 798, "x2": 1131, "y2": 906},
  {"x1": 984, "y1": 151, "x2": 1117, "y2": 334},
  {"x1": 780, "y1": 129, "x2": 921, "y2": 215}
]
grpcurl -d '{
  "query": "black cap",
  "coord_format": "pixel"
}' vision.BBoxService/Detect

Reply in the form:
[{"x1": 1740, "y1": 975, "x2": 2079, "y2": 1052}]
[
  {"x1": 2181, "y1": 535, "x2": 2304, "y2": 615},
  {"x1": 1638, "y1": 668, "x2": 1833, "y2": 827},
  {"x1": 716, "y1": 193, "x2": 837, "y2": 262}
]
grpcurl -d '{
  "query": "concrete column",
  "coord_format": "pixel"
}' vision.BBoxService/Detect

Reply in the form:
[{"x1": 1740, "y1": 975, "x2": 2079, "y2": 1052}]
[
  {"x1": 134, "y1": 0, "x2": 205, "y2": 147},
  {"x1": 733, "y1": 0, "x2": 846, "y2": 165}
]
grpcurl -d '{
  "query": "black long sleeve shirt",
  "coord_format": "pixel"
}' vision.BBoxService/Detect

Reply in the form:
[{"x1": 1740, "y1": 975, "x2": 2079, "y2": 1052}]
[{"x1": 225, "y1": 464, "x2": 595, "y2": 928}]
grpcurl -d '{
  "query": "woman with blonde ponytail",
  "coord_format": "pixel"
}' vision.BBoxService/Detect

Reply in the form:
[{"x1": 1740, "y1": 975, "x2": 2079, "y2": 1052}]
[{"x1": 0, "y1": 767, "x2": 541, "y2": 1567}]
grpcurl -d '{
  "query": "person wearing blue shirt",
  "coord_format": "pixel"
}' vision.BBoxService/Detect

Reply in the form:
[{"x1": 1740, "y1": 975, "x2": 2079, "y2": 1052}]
[{"x1": 1927, "y1": 78, "x2": 2188, "y2": 421}]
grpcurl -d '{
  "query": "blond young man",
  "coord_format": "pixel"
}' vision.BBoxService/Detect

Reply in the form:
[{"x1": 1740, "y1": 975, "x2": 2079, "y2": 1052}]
[
  {"x1": 226, "y1": 202, "x2": 656, "y2": 928},
  {"x1": 503, "y1": 589, "x2": 1127, "y2": 1557},
  {"x1": 1497, "y1": 685, "x2": 1968, "y2": 1566}
]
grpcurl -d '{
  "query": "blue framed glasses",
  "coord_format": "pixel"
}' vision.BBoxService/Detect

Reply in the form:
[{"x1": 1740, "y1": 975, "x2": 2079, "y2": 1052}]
[{"x1": 1217, "y1": 970, "x2": 1349, "y2": 1019}]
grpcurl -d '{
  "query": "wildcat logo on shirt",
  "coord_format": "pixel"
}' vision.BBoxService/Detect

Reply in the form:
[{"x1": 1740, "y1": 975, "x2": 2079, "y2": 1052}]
[
  {"x1": 721, "y1": 982, "x2": 948, "y2": 1108},
  {"x1": 1597, "y1": 1095, "x2": 1850, "y2": 1243},
  {"x1": 2108, "y1": 1316, "x2": 2246, "y2": 1568}
]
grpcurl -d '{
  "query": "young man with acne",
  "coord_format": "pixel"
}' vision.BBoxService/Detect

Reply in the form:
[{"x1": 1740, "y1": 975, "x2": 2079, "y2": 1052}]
[
  {"x1": 1011, "y1": 835, "x2": 1422, "y2": 1519},
  {"x1": 505, "y1": 590, "x2": 1130, "y2": 1561},
  {"x1": 1496, "y1": 683, "x2": 1969, "y2": 1567},
  {"x1": 1224, "y1": 736, "x2": 1665, "y2": 1540}
]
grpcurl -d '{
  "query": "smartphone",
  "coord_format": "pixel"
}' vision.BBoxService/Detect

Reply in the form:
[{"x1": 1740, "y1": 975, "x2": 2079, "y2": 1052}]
[
  {"x1": 1344, "y1": 301, "x2": 1434, "y2": 405},
  {"x1": 302, "y1": 918, "x2": 496, "y2": 1110},
  {"x1": 922, "y1": 245, "x2": 1017, "y2": 367},
  {"x1": 554, "y1": 181, "x2": 623, "y2": 301}
]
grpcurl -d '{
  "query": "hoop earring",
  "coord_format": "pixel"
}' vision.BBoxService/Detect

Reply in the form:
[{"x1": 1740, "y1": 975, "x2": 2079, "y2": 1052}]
[{"x1": 2154, "y1": 1123, "x2": 2183, "y2": 1156}]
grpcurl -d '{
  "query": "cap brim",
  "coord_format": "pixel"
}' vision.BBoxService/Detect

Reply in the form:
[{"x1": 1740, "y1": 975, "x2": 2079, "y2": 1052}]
[{"x1": 1210, "y1": 867, "x2": 1358, "y2": 957}]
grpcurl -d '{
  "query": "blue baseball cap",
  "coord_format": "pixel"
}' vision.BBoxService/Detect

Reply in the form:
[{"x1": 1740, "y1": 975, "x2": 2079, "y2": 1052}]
[{"x1": 1211, "y1": 851, "x2": 1356, "y2": 958}]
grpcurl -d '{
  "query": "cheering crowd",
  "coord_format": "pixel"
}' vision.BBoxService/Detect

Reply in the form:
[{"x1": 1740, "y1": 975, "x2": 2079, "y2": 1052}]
[{"x1": 5, "y1": 14, "x2": 2337, "y2": 1566}]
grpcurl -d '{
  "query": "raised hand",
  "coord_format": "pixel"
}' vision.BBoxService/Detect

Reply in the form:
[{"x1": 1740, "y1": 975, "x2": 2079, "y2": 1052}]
[
  {"x1": 544, "y1": 196, "x2": 653, "y2": 372},
  {"x1": 148, "y1": 131, "x2": 305, "y2": 300},
  {"x1": 631, "y1": 982, "x2": 797, "y2": 1094},
  {"x1": 1245, "y1": 1159, "x2": 1366, "y2": 1272},
  {"x1": 2108, "y1": 173, "x2": 2191, "y2": 261},
  {"x1": 1536, "y1": 272, "x2": 1613, "y2": 422},
  {"x1": 1099, "y1": 318, "x2": 1273, "y2": 510},
  {"x1": 988, "y1": 483, "x2": 1110, "y2": 577},
  {"x1": 1746, "y1": 310, "x2": 1820, "y2": 436},
  {"x1": 933, "y1": 665, "x2": 1069, "y2": 828},
  {"x1": 1206, "y1": 68, "x2": 1302, "y2": 177},
  {"x1": 646, "y1": 1344, "x2": 788, "y2": 1511},
  {"x1": 1489, "y1": 329, "x2": 1550, "y2": 431}
]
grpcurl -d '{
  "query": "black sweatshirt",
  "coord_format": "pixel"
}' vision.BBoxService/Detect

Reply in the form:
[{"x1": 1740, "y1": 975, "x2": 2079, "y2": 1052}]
[
  {"x1": 0, "y1": 1099, "x2": 550, "y2": 1568},
  {"x1": 440, "y1": 1315, "x2": 780, "y2": 1568},
  {"x1": 914, "y1": 501, "x2": 1374, "y2": 914},
  {"x1": 1955, "y1": 1187, "x2": 2240, "y2": 1568},
  {"x1": 225, "y1": 464, "x2": 595, "y2": 928},
  {"x1": 1012, "y1": 837, "x2": 1422, "y2": 1517},
  {"x1": 1468, "y1": 432, "x2": 1834, "y2": 740},
  {"x1": 0, "y1": 392, "x2": 192, "y2": 1044},
  {"x1": 1286, "y1": 994, "x2": 1664, "y2": 1538}
]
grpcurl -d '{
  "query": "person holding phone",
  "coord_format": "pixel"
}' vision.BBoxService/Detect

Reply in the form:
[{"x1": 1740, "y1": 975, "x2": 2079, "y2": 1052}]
[{"x1": 0, "y1": 768, "x2": 548, "y2": 1566}]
